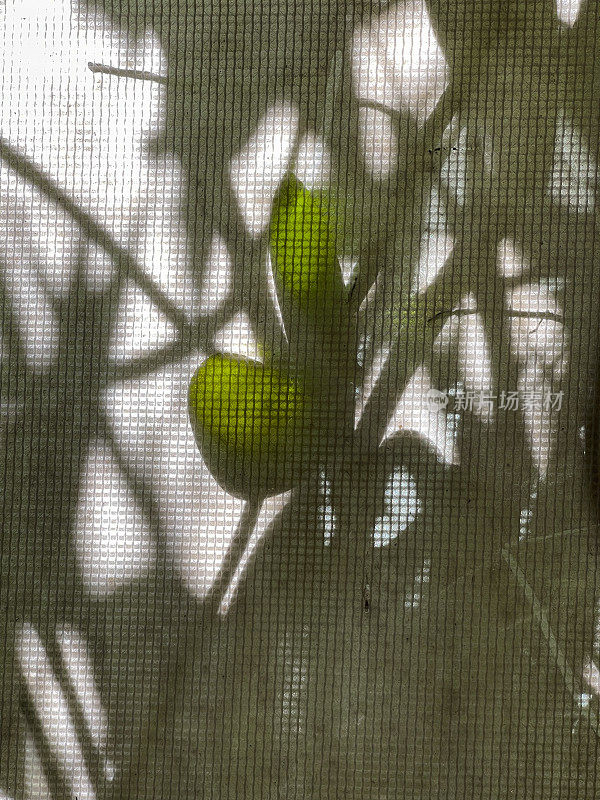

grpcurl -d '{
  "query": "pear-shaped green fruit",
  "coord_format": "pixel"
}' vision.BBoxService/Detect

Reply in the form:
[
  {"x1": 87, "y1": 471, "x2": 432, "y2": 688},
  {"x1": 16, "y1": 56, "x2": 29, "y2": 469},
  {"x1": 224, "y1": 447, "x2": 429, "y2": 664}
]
[
  {"x1": 189, "y1": 354, "x2": 315, "y2": 499},
  {"x1": 269, "y1": 175, "x2": 346, "y2": 327},
  {"x1": 269, "y1": 175, "x2": 356, "y2": 432}
]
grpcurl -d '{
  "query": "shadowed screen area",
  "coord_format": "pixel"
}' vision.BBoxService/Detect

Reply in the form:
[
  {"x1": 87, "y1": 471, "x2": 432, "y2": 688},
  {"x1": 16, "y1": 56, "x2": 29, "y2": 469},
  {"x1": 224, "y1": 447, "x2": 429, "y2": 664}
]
[{"x1": 1, "y1": 0, "x2": 600, "y2": 798}]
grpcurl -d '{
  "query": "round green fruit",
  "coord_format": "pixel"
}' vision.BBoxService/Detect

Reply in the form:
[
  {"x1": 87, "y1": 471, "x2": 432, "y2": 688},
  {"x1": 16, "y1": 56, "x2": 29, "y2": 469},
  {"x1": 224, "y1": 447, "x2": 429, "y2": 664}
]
[
  {"x1": 188, "y1": 354, "x2": 315, "y2": 499},
  {"x1": 269, "y1": 175, "x2": 346, "y2": 322}
]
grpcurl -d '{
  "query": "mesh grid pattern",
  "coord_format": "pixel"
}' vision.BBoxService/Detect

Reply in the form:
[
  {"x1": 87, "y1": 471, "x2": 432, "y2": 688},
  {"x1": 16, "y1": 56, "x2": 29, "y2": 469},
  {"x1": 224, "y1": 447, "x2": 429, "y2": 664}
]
[{"x1": 1, "y1": 0, "x2": 600, "y2": 797}]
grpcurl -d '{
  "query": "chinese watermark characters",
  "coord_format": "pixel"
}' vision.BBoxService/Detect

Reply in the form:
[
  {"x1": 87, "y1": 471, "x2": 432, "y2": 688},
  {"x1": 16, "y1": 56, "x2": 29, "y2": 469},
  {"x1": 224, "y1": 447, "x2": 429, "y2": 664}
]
[{"x1": 426, "y1": 388, "x2": 564, "y2": 412}]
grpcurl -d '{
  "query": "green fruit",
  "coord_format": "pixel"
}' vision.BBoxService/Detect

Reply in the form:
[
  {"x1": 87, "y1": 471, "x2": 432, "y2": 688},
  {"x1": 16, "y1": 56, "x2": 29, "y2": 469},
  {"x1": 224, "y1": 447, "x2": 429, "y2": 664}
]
[
  {"x1": 189, "y1": 354, "x2": 315, "y2": 499},
  {"x1": 269, "y1": 175, "x2": 346, "y2": 324},
  {"x1": 269, "y1": 175, "x2": 356, "y2": 440}
]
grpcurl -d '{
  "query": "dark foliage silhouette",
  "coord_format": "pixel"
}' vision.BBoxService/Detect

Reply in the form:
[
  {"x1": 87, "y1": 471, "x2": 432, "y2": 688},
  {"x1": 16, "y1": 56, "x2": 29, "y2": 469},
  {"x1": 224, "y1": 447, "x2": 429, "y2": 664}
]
[{"x1": 2, "y1": 0, "x2": 600, "y2": 797}]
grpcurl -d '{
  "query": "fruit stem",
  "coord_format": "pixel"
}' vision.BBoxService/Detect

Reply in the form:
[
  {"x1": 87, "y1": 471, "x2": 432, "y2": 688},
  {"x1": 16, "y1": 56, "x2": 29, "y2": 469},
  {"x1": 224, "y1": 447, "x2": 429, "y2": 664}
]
[{"x1": 204, "y1": 498, "x2": 262, "y2": 613}]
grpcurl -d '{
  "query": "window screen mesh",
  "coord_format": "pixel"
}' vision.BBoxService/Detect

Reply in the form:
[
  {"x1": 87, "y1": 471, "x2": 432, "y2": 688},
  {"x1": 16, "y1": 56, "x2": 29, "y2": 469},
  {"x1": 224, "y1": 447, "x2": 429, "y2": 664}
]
[{"x1": 1, "y1": 1, "x2": 600, "y2": 797}]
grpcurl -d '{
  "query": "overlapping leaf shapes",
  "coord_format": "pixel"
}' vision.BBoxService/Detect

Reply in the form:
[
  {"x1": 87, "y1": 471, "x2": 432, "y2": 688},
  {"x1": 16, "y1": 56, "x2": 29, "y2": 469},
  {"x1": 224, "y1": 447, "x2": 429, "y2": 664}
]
[{"x1": 189, "y1": 175, "x2": 354, "y2": 500}]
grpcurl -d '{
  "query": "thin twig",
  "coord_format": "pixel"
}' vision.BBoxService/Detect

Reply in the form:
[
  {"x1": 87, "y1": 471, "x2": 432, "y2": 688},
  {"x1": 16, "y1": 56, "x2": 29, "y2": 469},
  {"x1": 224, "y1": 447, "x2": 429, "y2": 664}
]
[
  {"x1": 426, "y1": 308, "x2": 565, "y2": 325},
  {"x1": 88, "y1": 62, "x2": 167, "y2": 85},
  {"x1": 19, "y1": 674, "x2": 72, "y2": 800},
  {"x1": 502, "y1": 546, "x2": 600, "y2": 738},
  {"x1": 39, "y1": 629, "x2": 108, "y2": 796},
  {"x1": 103, "y1": 417, "x2": 170, "y2": 567},
  {"x1": 354, "y1": 244, "x2": 466, "y2": 452},
  {"x1": 0, "y1": 137, "x2": 190, "y2": 336}
]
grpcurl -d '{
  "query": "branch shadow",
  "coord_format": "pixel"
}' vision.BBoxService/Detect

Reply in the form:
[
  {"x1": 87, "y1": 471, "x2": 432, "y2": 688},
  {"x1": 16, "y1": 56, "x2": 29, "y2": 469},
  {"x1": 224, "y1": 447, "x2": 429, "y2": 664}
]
[{"x1": 2, "y1": 0, "x2": 600, "y2": 797}]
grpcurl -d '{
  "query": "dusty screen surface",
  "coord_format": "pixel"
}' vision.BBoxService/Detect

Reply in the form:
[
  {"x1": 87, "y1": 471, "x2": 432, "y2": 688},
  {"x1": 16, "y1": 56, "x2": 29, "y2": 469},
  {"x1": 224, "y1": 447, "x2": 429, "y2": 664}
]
[{"x1": 1, "y1": 1, "x2": 599, "y2": 798}]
